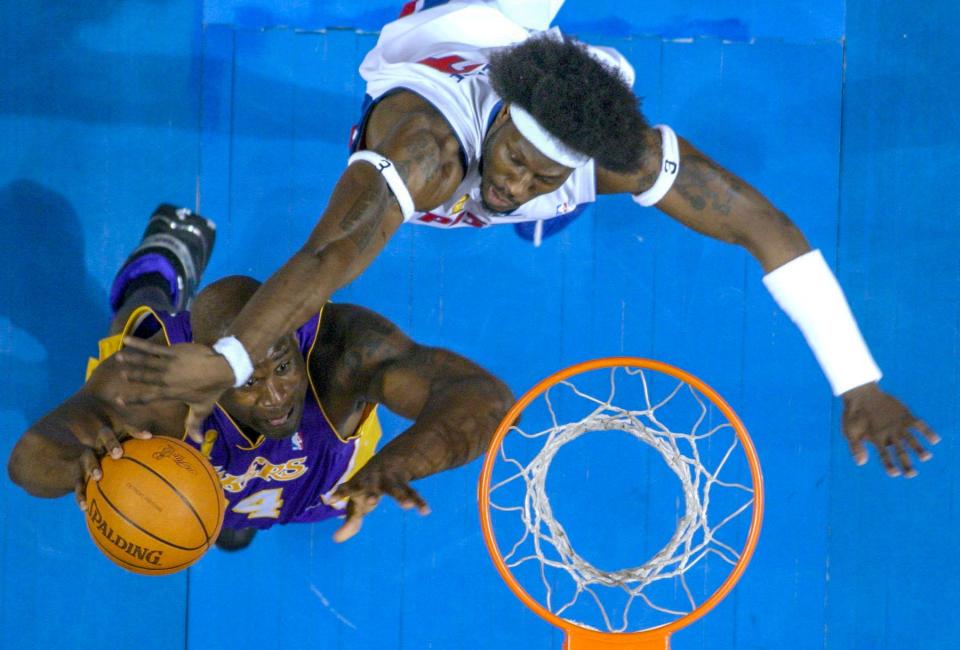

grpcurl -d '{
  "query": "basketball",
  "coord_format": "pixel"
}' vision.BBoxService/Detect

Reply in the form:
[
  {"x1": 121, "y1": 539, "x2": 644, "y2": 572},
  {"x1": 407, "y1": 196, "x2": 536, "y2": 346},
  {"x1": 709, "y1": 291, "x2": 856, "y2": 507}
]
[{"x1": 84, "y1": 436, "x2": 225, "y2": 575}]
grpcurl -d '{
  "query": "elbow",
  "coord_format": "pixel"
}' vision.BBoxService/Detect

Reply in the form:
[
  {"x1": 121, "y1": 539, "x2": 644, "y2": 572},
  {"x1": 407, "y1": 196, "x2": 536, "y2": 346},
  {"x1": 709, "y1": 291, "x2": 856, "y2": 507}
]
[
  {"x1": 481, "y1": 379, "x2": 516, "y2": 443},
  {"x1": 7, "y1": 437, "x2": 33, "y2": 491},
  {"x1": 7, "y1": 434, "x2": 67, "y2": 498},
  {"x1": 7, "y1": 451, "x2": 23, "y2": 489},
  {"x1": 492, "y1": 380, "x2": 516, "y2": 422},
  {"x1": 739, "y1": 210, "x2": 811, "y2": 272}
]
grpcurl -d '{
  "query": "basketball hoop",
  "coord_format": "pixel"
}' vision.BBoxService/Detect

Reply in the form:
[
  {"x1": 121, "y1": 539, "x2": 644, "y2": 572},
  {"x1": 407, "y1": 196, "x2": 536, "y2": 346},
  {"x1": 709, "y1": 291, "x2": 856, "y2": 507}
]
[{"x1": 478, "y1": 357, "x2": 764, "y2": 649}]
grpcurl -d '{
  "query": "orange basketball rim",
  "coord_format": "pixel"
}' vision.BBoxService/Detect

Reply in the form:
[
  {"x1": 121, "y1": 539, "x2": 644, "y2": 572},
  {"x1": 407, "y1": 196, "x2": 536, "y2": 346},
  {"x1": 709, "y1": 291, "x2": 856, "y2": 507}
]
[{"x1": 478, "y1": 357, "x2": 765, "y2": 650}]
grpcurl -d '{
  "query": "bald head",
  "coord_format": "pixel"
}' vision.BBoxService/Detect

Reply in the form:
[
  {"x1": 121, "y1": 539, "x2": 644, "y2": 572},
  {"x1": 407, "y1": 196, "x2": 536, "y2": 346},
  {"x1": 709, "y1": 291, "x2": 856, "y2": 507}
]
[{"x1": 190, "y1": 275, "x2": 261, "y2": 346}]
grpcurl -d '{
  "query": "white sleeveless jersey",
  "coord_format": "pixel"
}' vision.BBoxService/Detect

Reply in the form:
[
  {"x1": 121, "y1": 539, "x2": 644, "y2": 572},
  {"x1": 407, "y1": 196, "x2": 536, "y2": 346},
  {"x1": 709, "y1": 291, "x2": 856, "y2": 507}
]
[{"x1": 356, "y1": 2, "x2": 636, "y2": 229}]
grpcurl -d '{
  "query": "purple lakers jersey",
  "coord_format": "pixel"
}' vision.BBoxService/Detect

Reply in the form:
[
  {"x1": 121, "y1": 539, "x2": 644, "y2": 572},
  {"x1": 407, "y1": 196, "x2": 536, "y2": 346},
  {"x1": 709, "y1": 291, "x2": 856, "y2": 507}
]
[{"x1": 103, "y1": 306, "x2": 381, "y2": 531}]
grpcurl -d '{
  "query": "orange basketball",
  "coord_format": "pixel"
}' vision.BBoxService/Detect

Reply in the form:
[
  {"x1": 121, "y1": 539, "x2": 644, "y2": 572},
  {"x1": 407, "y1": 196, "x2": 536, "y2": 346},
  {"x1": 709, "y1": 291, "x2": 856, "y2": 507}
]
[{"x1": 84, "y1": 436, "x2": 225, "y2": 575}]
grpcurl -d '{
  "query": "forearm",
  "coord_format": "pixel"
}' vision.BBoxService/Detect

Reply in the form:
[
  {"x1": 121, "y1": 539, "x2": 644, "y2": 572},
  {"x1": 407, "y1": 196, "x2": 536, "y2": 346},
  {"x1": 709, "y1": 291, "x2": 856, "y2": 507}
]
[
  {"x1": 664, "y1": 141, "x2": 880, "y2": 392},
  {"x1": 375, "y1": 377, "x2": 514, "y2": 480},
  {"x1": 230, "y1": 164, "x2": 402, "y2": 361}
]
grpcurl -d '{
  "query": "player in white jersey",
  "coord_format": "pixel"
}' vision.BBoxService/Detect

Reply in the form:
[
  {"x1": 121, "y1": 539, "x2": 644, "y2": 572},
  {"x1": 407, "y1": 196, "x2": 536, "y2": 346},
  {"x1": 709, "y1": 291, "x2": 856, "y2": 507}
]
[{"x1": 113, "y1": 1, "x2": 939, "y2": 479}]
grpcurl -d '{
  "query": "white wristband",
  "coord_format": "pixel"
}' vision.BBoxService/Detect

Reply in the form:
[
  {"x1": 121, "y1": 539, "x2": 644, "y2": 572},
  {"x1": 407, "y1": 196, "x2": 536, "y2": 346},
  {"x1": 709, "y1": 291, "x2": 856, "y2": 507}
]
[
  {"x1": 347, "y1": 150, "x2": 416, "y2": 221},
  {"x1": 212, "y1": 336, "x2": 254, "y2": 388},
  {"x1": 633, "y1": 124, "x2": 680, "y2": 207},
  {"x1": 763, "y1": 249, "x2": 882, "y2": 396}
]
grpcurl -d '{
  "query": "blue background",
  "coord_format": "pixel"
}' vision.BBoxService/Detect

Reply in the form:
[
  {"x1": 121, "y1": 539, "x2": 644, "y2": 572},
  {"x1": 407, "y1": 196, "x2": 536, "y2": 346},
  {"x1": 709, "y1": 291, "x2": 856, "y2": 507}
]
[{"x1": 1, "y1": 1, "x2": 957, "y2": 648}]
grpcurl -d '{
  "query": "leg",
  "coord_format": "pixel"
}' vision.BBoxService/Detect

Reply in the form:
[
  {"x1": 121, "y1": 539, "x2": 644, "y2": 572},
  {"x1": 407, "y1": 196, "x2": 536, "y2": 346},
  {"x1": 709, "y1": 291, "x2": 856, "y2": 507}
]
[{"x1": 108, "y1": 204, "x2": 217, "y2": 334}]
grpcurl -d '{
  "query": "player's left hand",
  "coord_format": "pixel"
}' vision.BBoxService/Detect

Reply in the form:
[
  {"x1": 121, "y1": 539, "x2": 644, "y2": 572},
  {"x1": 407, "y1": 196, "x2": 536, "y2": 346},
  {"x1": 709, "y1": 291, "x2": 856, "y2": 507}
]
[
  {"x1": 112, "y1": 337, "x2": 232, "y2": 442},
  {"x1": 841, "y1": 382, "x2": 940, "y2": 478},
  {"x1": 329, "y1": 461, "x2": 430, "y2": 543}
]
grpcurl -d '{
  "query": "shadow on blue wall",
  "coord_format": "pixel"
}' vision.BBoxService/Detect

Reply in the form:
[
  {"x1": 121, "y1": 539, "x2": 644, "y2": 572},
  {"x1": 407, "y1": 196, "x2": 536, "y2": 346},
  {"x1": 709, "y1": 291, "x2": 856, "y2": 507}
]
[{"x1": 0, "y1": 181, "x2": 108, "y2": 422}]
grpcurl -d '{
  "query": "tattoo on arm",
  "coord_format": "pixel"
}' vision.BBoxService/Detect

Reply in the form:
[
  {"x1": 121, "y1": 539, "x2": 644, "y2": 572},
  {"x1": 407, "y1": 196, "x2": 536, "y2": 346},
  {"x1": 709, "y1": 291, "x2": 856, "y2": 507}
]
[
  {"x1": 672, "y1": 150, "x2": 744, "y2": 216},
  {"x1": 338, "y1": 127, "x2": 444, "y2": 252},
  {"x1": 337, "y1": 183, "x2": 390, "y2": 252}
]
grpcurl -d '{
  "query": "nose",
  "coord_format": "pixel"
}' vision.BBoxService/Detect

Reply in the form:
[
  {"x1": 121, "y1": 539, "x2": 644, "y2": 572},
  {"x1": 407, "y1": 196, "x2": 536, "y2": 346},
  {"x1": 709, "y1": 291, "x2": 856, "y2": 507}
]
[
  {"x1": 503, "y1": 168, "x2": 534, "y2": 202},
  {"x1": 260, "y1": 376, "x2": 286, "y2": 408}
]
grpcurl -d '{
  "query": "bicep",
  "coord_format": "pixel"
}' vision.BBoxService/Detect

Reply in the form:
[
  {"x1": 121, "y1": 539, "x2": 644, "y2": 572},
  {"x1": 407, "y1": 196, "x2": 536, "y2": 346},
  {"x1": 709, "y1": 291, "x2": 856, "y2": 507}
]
[
  {"x1": 328, "y1": 304, "x2": 443, "y2": 418},
  {"x1": 597, "y1": 133, "x2": 747, "y2": 242},
  {"x1": 600, "y1": 134, "x2": 809, "y2": 271},
  {"x1": 362, "y1": 93, "x2": 463, "y2": 211},
  {"x1": 374, "y1": 343, "x2": 509, "y2": 422},
  {"x1": 658, "y1": 139, "x2": 810, "y2": 269}
]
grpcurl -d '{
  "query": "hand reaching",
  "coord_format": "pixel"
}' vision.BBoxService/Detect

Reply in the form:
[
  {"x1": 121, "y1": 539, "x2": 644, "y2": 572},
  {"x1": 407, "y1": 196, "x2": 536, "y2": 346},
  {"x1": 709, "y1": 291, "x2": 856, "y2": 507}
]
[
  {"x1": 329, "y1": 460, "x2": 430, "y2": 543},
  {"x1": 841, "y1": 382, "x2": 940, "y2": 478},
  {"x1": 112, "y1": 337, "x2": 235, "y2": 442}
]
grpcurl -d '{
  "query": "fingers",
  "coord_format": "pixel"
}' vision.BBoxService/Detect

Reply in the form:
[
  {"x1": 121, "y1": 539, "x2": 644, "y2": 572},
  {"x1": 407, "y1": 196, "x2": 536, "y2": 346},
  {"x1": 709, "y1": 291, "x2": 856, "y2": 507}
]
[
  {"x1": 388, "y1": 483, "x2": 430, "y2": 515},
  {"x1": 80, "y1": 448, "x2": 102, "y2": 482},
  {"x1": 95, "y1": 425, "x2": 123, "y2": 459},
  {"x1": 914, "y1": 420, "x2": 941, "y2": 446},
  {"x1": 185, "y1": 404, "x2": 214, "y2": 444},
  {"x1": 903, "y1": 430, "x2": 932, "y2": 463},
  {"x1": 116, "y1": 349, "x2": 174, "y2": 370},
  {"x1": 76, "y1": 449, "x2": 102, "y2": 511},
  {"x1": 332, "y1": 496, "x2": 380, "y2": 543},
  {"x1": 333, "y1": 509, "x2": 365, "y2": 543},
  {"x1": 121, "y1": 336, "x2": 176, "y2": 356},
  {"x1": 118, "y1": 365, "x2": 168, "y2": 386},
  {"x1": 893, "y1": 440, "x2": 917, "y2": 479},
  {"x1": 329, "y1": 472, "x2": 430, "y2": 544},
  {"x1": 876, "y1": 444, "x2": 901, "y2": 478},
  {"x1": 74, "y1": 480, "x2": 88, "y2": 512},
  {"x1": 110, "y1": 385, "x2": 170, "y2": 407},
  {"x1": 846, "y1": 436, "x2": 868, "y2": 467}
]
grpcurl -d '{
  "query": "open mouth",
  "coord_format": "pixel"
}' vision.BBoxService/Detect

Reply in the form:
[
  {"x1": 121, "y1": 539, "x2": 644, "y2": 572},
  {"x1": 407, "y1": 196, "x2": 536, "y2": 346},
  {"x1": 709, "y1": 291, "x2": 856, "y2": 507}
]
[{"x1": 266, "y1": 405, "x2": 295, "y2": 428}]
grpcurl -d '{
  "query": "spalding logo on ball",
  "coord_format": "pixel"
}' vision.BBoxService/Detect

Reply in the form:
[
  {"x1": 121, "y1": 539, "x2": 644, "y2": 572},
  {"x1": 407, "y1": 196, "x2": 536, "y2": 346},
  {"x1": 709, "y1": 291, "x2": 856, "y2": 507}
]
[{"x1": 84, "y1": 437, "x2": 226, "y2": 575}]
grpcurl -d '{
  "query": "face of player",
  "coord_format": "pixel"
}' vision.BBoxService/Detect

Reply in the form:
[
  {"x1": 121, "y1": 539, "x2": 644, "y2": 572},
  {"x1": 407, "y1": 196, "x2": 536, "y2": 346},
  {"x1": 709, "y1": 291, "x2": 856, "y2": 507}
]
[
  {"x1": 480, "y1": 107, "x2": 574, "y2": 214},
  {"x1": 220, "y1": 335, "x2": 308, "y2": 440}
]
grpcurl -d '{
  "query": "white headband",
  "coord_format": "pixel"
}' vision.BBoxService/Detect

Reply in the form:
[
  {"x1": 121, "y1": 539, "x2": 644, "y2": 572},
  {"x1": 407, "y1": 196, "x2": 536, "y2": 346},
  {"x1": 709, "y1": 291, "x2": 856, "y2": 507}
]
[{"x1": 509, "y1": 104, "x2": 592, "y2": 169}]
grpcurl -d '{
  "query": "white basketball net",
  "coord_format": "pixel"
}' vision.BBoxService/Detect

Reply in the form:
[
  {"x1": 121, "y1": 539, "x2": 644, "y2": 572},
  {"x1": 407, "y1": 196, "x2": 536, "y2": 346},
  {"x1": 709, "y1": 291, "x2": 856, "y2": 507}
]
[{"x1": 487, "y1": 367, "x2": 756, "y2": 633}]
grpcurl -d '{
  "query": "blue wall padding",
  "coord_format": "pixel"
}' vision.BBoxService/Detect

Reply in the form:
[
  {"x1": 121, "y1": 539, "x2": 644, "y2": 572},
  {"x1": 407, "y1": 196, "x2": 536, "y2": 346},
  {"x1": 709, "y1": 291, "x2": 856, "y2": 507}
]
[{"x1": 2, "y1": 0, "x2": 957, "y2": 648}]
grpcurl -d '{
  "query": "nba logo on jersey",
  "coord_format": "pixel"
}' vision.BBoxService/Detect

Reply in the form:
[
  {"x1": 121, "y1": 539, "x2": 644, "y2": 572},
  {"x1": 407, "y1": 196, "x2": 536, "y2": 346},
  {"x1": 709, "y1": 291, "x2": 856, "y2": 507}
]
[
  {"x1": 291, "y1": 432, "x2": 304, "y2": 451},
  {"x1": 556, "y1": 201, "x2": 575, "y2": 216}
]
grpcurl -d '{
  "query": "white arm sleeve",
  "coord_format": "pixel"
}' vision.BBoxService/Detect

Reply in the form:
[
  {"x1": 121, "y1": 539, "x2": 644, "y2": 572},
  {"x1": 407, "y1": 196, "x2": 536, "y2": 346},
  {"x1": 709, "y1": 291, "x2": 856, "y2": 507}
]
[{"x1": 763, "y1": 249, "x2": 882, "y2": 395}]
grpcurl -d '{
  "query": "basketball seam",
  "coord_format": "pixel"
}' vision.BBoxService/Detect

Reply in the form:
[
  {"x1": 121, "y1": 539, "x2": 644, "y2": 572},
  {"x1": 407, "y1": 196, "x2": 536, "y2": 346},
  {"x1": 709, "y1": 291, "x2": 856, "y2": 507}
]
[
  {"x1": 184, "y1": 445, "x2": 226, "y2": 551},
  {"x1": 97, "y1": 463, "x2": 208, "y2": 551},
  {"x1": 193, "y1": 446, "x2": 226, "y2": 540}
]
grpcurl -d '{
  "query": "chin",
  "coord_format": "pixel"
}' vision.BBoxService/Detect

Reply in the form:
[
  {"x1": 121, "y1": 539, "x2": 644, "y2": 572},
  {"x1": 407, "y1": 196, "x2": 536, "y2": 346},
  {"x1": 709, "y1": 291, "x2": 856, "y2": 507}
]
[{"x1": 261, "y1": 427, "x2": 296, "y2": 441}]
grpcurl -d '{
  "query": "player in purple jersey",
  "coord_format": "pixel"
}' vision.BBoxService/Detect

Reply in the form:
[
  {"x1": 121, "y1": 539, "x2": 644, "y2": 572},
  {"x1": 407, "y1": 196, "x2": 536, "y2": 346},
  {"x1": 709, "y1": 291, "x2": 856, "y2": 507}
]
[
  {"x1": 7, "y1": 205, "x2": 513, "y2": 550},
  {"x1": 110, "y1": 2, "x2": 937, "y2": 478}
]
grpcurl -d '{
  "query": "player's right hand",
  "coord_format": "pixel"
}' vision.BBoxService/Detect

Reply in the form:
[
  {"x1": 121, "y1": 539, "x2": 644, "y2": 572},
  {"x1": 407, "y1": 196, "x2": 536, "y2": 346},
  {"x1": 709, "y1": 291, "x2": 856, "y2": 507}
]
[
  {"x1": 32, "y1": 393, "x2": 152, "y2": 511},
  {"x1": 112, "y1": 338, "x2": 234, "y2": 442}
]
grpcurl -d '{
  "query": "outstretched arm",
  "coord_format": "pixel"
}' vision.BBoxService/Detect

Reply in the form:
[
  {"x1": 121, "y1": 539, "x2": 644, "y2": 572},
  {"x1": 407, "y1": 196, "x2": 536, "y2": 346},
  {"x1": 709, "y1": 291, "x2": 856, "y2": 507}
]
[
  {"x1": 7, "y1": 354, "x2": 185, "y2": 508},
  {"x1": 598, "y1": 132, "x2": 811, "y2": 270},
  {"x1": 112, "y1": 93, "x2": 464, "y2": 420},
  {"x1": 597, "y1": 129, "x2": 939, "y2": 477},
  {"x1": 328, "y1": 305, "x2": 514, "y2": 542}
]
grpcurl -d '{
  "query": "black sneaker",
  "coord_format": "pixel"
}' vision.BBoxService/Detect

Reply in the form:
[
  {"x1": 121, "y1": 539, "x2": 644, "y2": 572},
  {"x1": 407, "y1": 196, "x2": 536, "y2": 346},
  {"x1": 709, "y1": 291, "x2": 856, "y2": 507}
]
[
  {"x1": 215, "y1": 527, "x2": 257, "y2": 552},
  {"x1": 110, "y1": 204, "x2": 216, "y2": 312}
]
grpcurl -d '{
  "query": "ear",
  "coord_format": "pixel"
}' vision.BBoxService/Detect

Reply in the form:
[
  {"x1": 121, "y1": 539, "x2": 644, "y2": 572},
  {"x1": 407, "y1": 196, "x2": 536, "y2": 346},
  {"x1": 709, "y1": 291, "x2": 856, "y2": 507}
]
[{"x1": 495, "y1": 103, "x2": 512, "y2": 125}]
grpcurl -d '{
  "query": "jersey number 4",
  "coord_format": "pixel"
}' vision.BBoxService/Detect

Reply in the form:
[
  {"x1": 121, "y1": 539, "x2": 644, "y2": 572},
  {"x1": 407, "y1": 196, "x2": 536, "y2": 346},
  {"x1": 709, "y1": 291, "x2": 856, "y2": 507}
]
[{"x1": 233, "y1": 488, "x2": 284, "y2": 519}]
